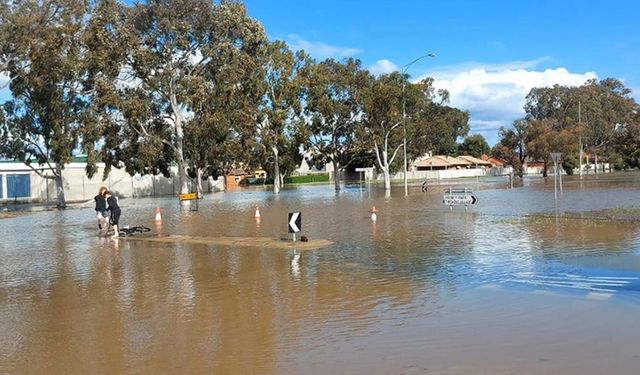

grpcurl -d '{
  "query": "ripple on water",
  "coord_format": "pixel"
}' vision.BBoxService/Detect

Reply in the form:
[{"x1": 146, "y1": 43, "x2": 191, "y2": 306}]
[{"x1": 1, "y1": 177, "x2": 640, "y2": 374}]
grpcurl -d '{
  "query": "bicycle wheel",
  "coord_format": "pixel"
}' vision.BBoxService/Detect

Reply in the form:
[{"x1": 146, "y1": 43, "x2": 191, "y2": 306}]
[{"x1": 133, "y1": 226, "x2": 151, "y2": 234}]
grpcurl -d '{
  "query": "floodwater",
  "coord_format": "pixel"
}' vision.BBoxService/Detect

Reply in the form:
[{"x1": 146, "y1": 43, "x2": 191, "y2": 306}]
[{"x1": 2, "y1": 172, "x2": 640, "y2": 374}]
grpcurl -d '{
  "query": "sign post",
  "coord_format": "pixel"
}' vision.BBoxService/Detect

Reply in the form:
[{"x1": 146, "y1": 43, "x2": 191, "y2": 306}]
[
  {"x1": 288, "y1": 212, "x2": 301, "y2": 241},
  {"x1": 551, "y1": 152, "x2": 562, "y2": 201},
  {"x1": 178, "y1": 192, "x2": 199, "y2": 211}
]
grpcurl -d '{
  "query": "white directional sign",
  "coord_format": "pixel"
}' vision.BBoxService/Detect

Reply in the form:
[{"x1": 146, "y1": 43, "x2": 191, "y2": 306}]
[
  {"x1": 443, "y1": 194, "x2": 478, "y2": 206},
  {"x1": 288, "y1": 212, "x2": 301, "y2": 233},
  {"x1": 443, "y1": 187, "x2": 478, "y2": 207}
]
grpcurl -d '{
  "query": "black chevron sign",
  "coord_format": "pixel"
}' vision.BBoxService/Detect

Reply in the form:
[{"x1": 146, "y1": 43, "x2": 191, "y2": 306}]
[{"x1": 288, "y1": 212, "x2": 301, "y2": 233}]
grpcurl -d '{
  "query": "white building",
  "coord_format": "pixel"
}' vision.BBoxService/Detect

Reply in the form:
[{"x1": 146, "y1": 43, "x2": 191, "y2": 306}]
[{"x1": 0, "y1": 159, "x2": 179, "y2": 203}]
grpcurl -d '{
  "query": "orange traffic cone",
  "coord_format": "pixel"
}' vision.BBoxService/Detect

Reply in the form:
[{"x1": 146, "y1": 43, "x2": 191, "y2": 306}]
[
  {"x1": 154, "y1": 207, "x2": 162, "y2": 224},
  {"x1": 369, "y1": 206, "x2": 378, "y2": 221},
  {"x1": 254, "y1": 206, "x2": 261, "y2": 219}
]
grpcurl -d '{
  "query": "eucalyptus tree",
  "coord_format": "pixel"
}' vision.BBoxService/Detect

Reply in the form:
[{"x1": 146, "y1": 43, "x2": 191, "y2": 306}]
[
  {"x1": 358, "y1": 72, "x2": 404, "y2": 191},
  {"x1": 182, "y1": 3, "x2": 265, "y2": 195},
  {"x1": 524, "y1": 78, "x2": 636, "y2": 170},
  {"x1": 257, "y1": 41, "x2": 310, "y2": 194},
  {"x1": 575, "y1": 79, "x2": 636, "y2": 167},
  {"x1": 525, "y1": 119, "x2": 577, "y2": 177},
  {"x1": 306, "y1": 58, "x2": 369, "y2": 191},
  {"x1": 495, "y1": 118, "x2": 531, "y2": 177},
  {"x1": 0, "y1": 0, "x2": 101, "y2": 208},
  {"x1": 117, "y1": 0, "x2": 265, "y2": 198},
  {"x1": 184, "y1": 74, "x2": 263, "y2": 195},
  {"x1": 610, "y1": 116, "x2": 640, "y2": 169},
  {"x1": 405, "y1": 81, "x2": 468, "y2": 158},
  {"x1": 82, "y1": 0, "x2": 136, "y2": 178},
  {"x1": 358, "y1": 72, "x2": 458, "y2": 192},
  {"x1": 458, "y1": 134, "x2": 490, "y2": 158}
]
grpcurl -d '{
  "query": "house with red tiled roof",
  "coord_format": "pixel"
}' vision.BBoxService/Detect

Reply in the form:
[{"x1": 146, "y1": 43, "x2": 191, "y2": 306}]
[
  {"x1": 480, "y1": 154, "x2": 507, "y2": 168},
  {"x1": 411, "y1": 155, "x2": 492, "y2": 171}
]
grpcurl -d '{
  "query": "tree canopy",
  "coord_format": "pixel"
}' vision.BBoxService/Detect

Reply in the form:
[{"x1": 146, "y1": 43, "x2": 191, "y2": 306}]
[{"x1": 497, "y1": 78, "x2": 639, "y2": 175}]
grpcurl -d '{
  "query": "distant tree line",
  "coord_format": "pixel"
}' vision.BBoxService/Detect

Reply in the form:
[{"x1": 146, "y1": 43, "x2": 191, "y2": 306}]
[
  {"x1": 0, "y1": 0, "x2": 471, "y2": 207},
  {"x1": 5, "y1": 1, "x2": 636, "y2": 208},
  {"x1": 493, "y1": 78, "x2": 640, "y2": 177}
]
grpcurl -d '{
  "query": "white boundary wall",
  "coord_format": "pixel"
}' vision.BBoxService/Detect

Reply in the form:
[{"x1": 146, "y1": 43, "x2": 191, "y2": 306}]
[
  {"x1": 0, "y1": 162, "x2": 180, "y2": 202},
  {"x1": 376, "y1": 168, "x2": 501, "y2": 182}
]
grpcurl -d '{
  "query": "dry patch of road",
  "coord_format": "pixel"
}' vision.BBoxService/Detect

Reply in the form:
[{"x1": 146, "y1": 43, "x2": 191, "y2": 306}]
[{"x1": 122, "y1": 235, "x2": 333, "y2": 250}]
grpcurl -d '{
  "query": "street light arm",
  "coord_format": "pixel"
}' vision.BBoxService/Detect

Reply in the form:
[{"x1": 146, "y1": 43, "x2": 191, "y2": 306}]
[{"x1": 401, "y1": 53, "x2": 436, "y2": 74}]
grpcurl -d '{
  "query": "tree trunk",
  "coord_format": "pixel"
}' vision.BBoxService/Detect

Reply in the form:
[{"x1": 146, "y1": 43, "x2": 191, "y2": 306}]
[
  {"x1": 171, "y1": 92, "x2": 191, "y2": 205},
  {"x1": 332, "y1": 159, "x2": 340, "y2": 191},
  {"x1": 383, "y1": 167, "x2": 391, "y2": 191},
  {"x1": 594, "y1": 154, "x2": 598, "y2": 174},
  {"x1": 542, "y1": 160, "x2": 548, "y2": 177},
  {"x1": 196, "y1": 168, "x2": 203, "y2": 197},
  {"x1": 273, "y1": 145, "x2": 280, "y2": 194},
  {"x1": 382, "y1": 150, "x2": 391, "y2": 192},
  {"x1": 54, "y1": 165, "x2": 66, "y2": 209}
]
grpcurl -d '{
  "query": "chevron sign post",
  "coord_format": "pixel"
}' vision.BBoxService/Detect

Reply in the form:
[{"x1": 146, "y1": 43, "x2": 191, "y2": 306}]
[{"x1": 288, "y1": 212, "x2": 302, "y2": 241}]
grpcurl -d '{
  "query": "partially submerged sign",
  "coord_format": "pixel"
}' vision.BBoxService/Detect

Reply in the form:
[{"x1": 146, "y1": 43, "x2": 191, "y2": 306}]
[
  {"x1": 443, "y1": 187, "x2": 478, "y2": 208},
  {"x1": 179, "y1": 192, "x2": 197, "y2": 201},
  {"x1": 288, "y1": 212, "x2": 301, "y2": 233},
  {"x1": 178, "y1": 192, "x2": 199, "y2": 211}
]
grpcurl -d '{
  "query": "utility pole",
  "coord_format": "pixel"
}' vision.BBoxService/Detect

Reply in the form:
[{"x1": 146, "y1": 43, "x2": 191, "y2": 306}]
[
  {"x1": 401, "y1": 53, "x2": 436, "y2": 197},
  {"x1": 579, "y1": 101, "x2": 583, "y2": 177}
]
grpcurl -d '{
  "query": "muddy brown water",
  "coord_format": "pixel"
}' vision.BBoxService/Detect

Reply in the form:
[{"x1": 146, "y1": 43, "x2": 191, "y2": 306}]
[{"x1": 2, "y1": 173, "x2": 640, "y2": 374}]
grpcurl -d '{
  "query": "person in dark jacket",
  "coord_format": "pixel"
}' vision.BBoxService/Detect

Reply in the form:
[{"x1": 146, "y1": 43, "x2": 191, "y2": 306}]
[
  {"x1": 94, "y1": 186, "x2": 108, "y2": 233},
  {"x1": 105, "y1": 191, "x2": 122, "y2": 238}
]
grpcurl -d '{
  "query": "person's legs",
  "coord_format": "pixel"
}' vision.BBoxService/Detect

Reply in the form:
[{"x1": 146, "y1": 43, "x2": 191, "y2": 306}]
[
  {"x1": 110, "y1": 210, "x2": 121, "y2": 238},
  {"x1": 97, "y1": 213, "x2": 109, "y2": 236}
]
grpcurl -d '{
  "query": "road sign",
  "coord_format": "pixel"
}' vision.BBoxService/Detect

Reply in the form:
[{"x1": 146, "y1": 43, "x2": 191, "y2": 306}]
[
  {"x1": 443, "y1": 194, "x2": 478, "y2": 205},
  {"x1": 551, "y1": 152, "x2": 562, "y2": 163},
  {"x1": 288, "y1": 212, "x2": 301, "y2": 233},
  {"x1": 443, "y1": 187, "x2": 478, "y2": 207},
  {"x1": 179, "y1": 192, "x2": 197, "y2": 201}
]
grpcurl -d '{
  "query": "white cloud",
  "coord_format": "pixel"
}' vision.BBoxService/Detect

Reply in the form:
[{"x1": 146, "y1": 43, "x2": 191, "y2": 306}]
[
  {"x1": 286, "y1": 34, "x2": 362, "y2": 60},
  {"x1": 368, "y1": 59, "x2": 398, "y2": 76},
  {"x1": 420, "y1": 60, "x2": 597, "y2": 145}
]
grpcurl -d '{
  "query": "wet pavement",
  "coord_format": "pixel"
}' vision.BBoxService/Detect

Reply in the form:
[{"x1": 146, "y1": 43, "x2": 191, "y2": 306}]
[{"x1": 1, "y1": 172, "x2": 640, "y2": 374}]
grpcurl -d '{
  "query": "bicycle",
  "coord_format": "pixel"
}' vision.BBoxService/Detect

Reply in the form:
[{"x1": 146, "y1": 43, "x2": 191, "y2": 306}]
[
  {"x1": 118, "y1": 225, "x2": 151, "y2": 236},
  {"x1": 100, "y1": 221, "x2": 151, "y2": 237}
]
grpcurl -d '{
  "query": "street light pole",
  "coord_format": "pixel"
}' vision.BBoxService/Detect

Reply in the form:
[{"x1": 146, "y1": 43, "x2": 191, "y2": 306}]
[
  {"x1": 578, "y1": 101, "x2": 583, "y2": 177},
  {"x1": 402, "y1": 53, "x2": 436, "y2": 196}
]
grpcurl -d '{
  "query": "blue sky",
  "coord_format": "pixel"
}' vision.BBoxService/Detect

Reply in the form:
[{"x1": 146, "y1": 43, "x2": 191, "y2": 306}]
[
  {"x1": 244, "y1": 0, "x2": 640, "y2": 145},
  {"x1": 2, "y1": 1, "x2": 638, "y2": 145}
]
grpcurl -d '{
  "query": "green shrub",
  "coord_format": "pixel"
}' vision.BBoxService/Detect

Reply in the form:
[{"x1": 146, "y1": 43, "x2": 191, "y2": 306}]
[{"x1": 284, "y1": 174, "x2": 330, "y2": 184}]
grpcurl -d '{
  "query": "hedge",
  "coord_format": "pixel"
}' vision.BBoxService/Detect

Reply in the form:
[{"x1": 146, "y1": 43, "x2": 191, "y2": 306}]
[
  {"x1": 284, "y1": 174, "x2": 330, "y2": 184},
  {"x1": 242, "y1": 174, "x2": 330, "y2": 185}
]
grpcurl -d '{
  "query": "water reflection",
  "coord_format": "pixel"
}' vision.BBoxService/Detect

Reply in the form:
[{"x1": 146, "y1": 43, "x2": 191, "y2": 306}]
[{"x1": 1, "y1": 174, "x2": 640, "y2": 373}]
